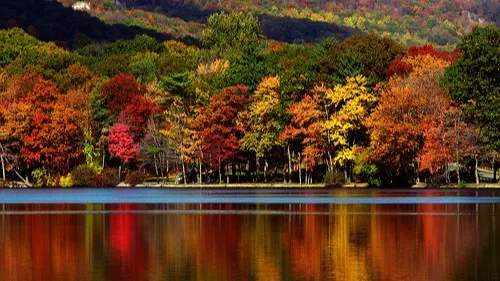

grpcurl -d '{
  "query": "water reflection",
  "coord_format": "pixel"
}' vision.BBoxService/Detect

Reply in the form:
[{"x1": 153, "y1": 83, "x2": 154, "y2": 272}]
[{"x1": 0, "y1": 202, "x2": 499, "y2": 281}]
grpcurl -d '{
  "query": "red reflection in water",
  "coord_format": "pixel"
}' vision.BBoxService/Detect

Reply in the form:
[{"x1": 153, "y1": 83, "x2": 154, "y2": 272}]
[
  {"x1": 109, "y1": 204, "x2": 148, "y2": 281},
  {"x1": 194, "y1": 204, "x2": 249, "y2": 281}
]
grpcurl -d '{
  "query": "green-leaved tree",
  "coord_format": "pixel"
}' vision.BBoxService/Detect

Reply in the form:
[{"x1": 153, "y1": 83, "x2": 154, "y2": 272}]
[
  {"x1": 202, "y1": 12, "x2": 262, "y2": 56},
  {"x1": 442, "y1": 25, "x2": 500, "y2": 151}
]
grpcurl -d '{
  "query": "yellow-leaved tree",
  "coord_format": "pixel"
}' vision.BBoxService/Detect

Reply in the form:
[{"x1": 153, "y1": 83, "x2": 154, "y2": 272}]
[
  {"x1": 239, "y1": 76, "x2": 283, "y2": 181},
  {"x1": 324, "y1": 75, "x2": 377, "y2": 181}
]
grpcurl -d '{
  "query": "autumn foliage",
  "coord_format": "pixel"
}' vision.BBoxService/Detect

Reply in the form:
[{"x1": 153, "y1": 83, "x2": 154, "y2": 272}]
[
  {"x1": 118, "y1": 95, "x2": 155, "y2": 137},
  {"x1": 101, "y1": 73, "x2": 143, "y2": 116},
  {"x1": 193, "y1": 85, "x2": 248, "y2": 172},
  {"x1": 0, "y1": 25, "x2": 496, "y2": 186},
  {"x1": 108, "y1": 123, "x2": 139, "y2": 163},
  {"x1": 366, "y1": 46, "x2": 479, "y2": 182},
  {"x1": 282, "y1": 94, "x2": 325, "y2": 171},
  {"x1": 1, "y1": 73, "x2": 84, "y2": 172}
]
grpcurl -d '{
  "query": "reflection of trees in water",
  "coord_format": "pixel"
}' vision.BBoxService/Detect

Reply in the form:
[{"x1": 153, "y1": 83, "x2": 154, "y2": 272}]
[
  {"x1": 109, "y1": 204, "x2": 148, "y2": 281},
  {"x1": 0, "y1": 203, "x2": 498, "y2": 281},
  {"x1": 0, "y1": 206, "x2": 93, "y2": 281},
  {"x1": 370, "y1": 203, "x2": 480, "y2": 281}
]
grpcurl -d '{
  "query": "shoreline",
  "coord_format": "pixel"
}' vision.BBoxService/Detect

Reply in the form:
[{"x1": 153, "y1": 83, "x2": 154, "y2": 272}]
[
  {"x1": 135, "y1": 182, "x2": 372, "y2": 188},
  {"x1": 2, "y1": 181, "x2": 500, "y2": 189},
  {"x1": 412, "y1": 183, "x2": 500, "y2": 189}
]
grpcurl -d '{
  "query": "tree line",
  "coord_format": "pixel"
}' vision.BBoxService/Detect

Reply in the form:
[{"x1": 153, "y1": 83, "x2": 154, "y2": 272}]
[{"x1": 0, "y1": 12, "x2": 498, "y2": 187}]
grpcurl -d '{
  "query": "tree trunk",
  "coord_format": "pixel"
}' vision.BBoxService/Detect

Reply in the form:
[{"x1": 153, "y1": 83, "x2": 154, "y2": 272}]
[
  {"x1": 264, "y1": 158, "x2": 268, "y2": 182},
  {"x1": 160, "y1": 166, "x2": 164, "y2": 184},
  {"x1": 199, "y1": 161, "x2": 202, "y2": 184},
  {"x1": 327, "y1": 151, "x2": 333, "y2": 172},
  {"x1": 446, "y1": 165, "x2": 450, "y2": 184},
  {"x1": 166, "y1": 159, "x2": 169, "y2": 182},
  {"x1": 493, "y1": 159, "x2": 497, "y2": 183},
  {"x1": 153, "y1": 155, "x2": 159, "y2": 178},
  {"x1": 160, "y1": 162, "x2": 164, "y2": 186},
  {"x1": 14, "y1": 171, "x2": 30, "y2": 186},
  {"x1": 226, "y1": 163, "x2": 230, "y2": 184},
  {"x1": 246, "y1": 159, "x2": 250, "y2": 182},
  {"x1": 232, "y1": 163, "x2": 236, "y2": 182},
  {"x1": 283, "y1": 162, "x2": 287, "y2": 183},
  {"x1": 324, "y1": 104, "x2": 333, "y2": 172},
  {"x1": 475, "y1": 155, "x2": 480, "y2": 184},
  {"x1": 118, "y1": 164, "x2": 122, "y2": 183},
  {"x1": 287, "y1": 145, "x2": 292, "y2": 183},
  {"x1": 182, "y1": 159, "x2": 187, "y2": 184},
  {"x1": 0, "y1": 151, "x2": 29, "y2": 186},
  {"x1": 305, "y1": 168, "x2": 308, "y2": 185},
  {"x1": 1, "y1": 154, "x2": 5, "y2": 182},
  {"x1": 298, "y1": 153, "x2": 302, "y2": 185},
  {"x1": 218, "y1": 158, "x2": 222, "y2": 184},
  {"x1": 238, "y1": 163, "x2": 241, "y2": 182}
]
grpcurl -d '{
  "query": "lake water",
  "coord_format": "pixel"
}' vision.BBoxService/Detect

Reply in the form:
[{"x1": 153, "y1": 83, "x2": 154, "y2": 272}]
[{"x1": 0, "y1": 188, "x2": 499, "y2": 281}]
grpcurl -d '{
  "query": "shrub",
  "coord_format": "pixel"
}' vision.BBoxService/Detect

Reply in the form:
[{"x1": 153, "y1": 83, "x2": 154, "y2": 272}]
[
  {"x1": 31, "y1": 168, "x2": 54, "y2": 187},
  {"x1": 124, "y1": 170, "x2": 149, "y2": 187},
  {"x1": 458, "y1": 181, "x2": 468, "y2": 189},
  {"x1": 58, "y1": 174, "x2": 73, "y2": 188},
  {"x1": 128, "y1": 58, "x2": 156, "y2": 83},
  {"x1": 353, "y1": 150, "x2": 382, "y2": 187},
  {"x1": 324, "y1": 171, "x2": 346, "y2": 187},
  {"x1": 92, "y1": 168, "x2": 120, "y2": 187},
  {"x1": 359, "y1": 164, "x2": 382, "y2": 187},
  {"x1": 71, "y1": 164, "x2": 98, "y2": 187}
]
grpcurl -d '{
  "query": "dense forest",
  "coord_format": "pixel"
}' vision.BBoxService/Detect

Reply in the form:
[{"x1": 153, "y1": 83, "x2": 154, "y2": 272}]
[{"x1": 0, "y1": 2, "x2": 499, "y2": 187}]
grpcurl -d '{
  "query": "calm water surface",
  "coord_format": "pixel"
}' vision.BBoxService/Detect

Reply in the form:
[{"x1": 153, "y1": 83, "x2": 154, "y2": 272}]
[{"x1": 0, "y1": 188, "x2": 499, "y2": 281}]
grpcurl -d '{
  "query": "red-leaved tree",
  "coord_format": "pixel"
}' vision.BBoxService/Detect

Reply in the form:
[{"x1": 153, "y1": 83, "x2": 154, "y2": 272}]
[
  {"x1": 108, "y1": 123, "x2": 139, "y2": 182},
  {"x1": 386, "y1": 45, "x2": 460, "y2": 78},
  {"x1": 117, "y1": 95, "x2": 155, "y2": 138},
  {"x1": 192, "y1": 85, "x2": 248, "y2": 183},
  {"x1": 101, "y1": 73, "x2": 142, "y2": 116}
]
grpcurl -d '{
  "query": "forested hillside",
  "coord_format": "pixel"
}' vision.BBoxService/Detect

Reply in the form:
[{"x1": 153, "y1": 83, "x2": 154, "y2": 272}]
[
  {"x1": 2, "y1": 0, "x2": 496, "y2": 48},
  {"x1": 0, "y1": 0, "x2": 201, "y2": 48},
  {"x1": 56, "y1": 0, "x2": 497, "y2": 47}
]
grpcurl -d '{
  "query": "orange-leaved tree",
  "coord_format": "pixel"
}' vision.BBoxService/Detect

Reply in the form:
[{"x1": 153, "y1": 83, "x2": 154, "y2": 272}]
[
  {"x1": 365, "y1": 48, "x2": 460, "y2": 183},
  {"x1": 1, "y1": 73, "x2": 87, "y2": 176},
  {"x1": 281, "y1": 93, "x2": 326, "y2": 184}
]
